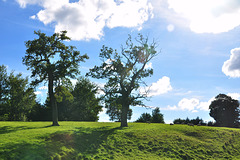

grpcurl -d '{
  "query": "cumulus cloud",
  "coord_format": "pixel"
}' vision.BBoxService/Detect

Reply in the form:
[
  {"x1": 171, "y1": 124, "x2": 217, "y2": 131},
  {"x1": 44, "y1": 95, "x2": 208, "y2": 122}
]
[
  {"x1": 141, "y1": 76, "x2": 172, "y2": 96},
  {"x1": 178, "y1": 98, "x2": 199, "y2": 111},
  {"x1": 151, "y1": 0, "x2": 240, "y2": 34},
  {"x1": 16, "y1": 0, "x2": 153, "y2": 41},
  {"x1": 162, "y1": 97, "x2": 214, "y2": 112},
  {"x1": 222, "y1": 48, "x2": 240, "y2": 78},
  {"x1": 227, "y1": 93, "x2": 240, "y2": 100}
]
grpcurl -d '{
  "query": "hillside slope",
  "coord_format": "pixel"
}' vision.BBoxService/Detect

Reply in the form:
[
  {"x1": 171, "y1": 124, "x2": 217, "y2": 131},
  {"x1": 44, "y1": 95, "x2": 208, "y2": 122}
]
[{"x1": 0, "y1": 122, "x2": 240, "y2": 159}]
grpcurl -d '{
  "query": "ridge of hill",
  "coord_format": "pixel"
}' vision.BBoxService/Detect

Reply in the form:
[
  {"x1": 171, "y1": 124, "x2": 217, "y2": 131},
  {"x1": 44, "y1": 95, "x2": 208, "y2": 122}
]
[{"x1": 1, "y1": 122, "x2": 240, "y2": 159}]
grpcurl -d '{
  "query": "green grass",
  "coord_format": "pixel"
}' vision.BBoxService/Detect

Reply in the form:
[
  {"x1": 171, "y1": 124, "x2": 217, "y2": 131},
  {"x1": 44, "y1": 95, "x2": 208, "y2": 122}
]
[{"x1": 1, "y1": 122, "x2": 240, "y2": 160}]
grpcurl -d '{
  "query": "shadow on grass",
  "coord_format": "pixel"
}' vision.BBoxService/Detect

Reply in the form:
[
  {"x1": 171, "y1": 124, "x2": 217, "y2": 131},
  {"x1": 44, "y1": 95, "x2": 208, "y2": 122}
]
[
  {"x1": 46, "y1": 126, "x2": 124, "y2": 159},
  {"x1": 0, "y1": 126, "x2": 125, "y2": 159},
  {"x1": 0, "y1": 125, "x2": 52, "y2": 134}
]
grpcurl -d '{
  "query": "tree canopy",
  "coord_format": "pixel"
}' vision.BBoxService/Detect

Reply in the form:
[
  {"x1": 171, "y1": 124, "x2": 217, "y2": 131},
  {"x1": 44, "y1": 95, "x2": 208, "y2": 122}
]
[
  {"x1": 88, "y1": 34, "x2": 158, "y2": 127},
  {"x1": 22, "y1": 30, "x2": 88, "y2": 126},
  {"x1": 209, "y1": 94, "x2": 240, "y2": 128}
]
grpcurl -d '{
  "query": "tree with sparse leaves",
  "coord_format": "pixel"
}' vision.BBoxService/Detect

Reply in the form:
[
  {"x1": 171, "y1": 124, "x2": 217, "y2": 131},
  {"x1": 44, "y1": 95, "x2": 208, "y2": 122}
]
[
  {"x1": 209, "y1": 94, "x2": 240, "y2": 128},
  {"x1": 22, "y1": 30, "x2": 88, "y2": 126},
  {"x1": 88, "y1": 34, "x2": 158, "y2": 127}
]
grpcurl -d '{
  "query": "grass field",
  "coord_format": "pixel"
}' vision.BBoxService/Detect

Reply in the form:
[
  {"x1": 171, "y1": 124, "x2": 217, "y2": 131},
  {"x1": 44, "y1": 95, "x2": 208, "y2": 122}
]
[{"x1": 1, "y1": 121, "x2": 240, "y2": 160}]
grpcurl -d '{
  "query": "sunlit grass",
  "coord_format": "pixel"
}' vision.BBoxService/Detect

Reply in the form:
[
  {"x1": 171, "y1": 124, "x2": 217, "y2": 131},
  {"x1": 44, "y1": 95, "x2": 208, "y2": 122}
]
[{"x1": 1, "y1": 121, "x2": 240, "y2": 159}]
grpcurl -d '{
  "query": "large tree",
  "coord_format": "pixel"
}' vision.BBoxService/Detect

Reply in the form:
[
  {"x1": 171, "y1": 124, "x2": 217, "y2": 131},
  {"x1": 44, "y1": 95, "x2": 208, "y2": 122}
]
[
  {"x1": 88, "y1": 34, "x2": 158, "y2": 127},
  {"x1": 209, "y1": 94, "x2": 240, "y2": 128},
  {"x1": 22, "y1": 30, "x2": 88, "y2": 126}
]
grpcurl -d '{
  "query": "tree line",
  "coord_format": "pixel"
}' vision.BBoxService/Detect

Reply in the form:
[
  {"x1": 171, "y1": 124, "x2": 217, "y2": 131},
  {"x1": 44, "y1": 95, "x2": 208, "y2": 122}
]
[
  {"x1": 0, "y1": 30, "x2": 158, "y2": 127},
  {"x1": 0, "y1": 30, "x2": 239, "y2": 128},
  {"x1": 0, "y1": 66, "x2": 102, "y2": 122}
]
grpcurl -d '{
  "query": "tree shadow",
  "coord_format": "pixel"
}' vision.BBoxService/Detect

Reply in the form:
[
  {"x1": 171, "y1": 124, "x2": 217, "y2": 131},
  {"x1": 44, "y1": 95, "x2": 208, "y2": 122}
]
[
  {"x1": 0, "y1": 126, "x2": 125, "y2": 159},
  {"x1": 0, "y1": 125, "x2": 52, "y2": 134},
  {"x1": 46, "y1": 126, "x2": 124, "y2": 159}
]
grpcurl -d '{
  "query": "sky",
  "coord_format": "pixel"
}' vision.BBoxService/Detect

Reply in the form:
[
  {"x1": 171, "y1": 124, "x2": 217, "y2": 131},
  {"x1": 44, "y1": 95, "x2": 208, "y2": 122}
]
[{"x1": 1, "y1": 0, "x2": 240, "y2": 123}]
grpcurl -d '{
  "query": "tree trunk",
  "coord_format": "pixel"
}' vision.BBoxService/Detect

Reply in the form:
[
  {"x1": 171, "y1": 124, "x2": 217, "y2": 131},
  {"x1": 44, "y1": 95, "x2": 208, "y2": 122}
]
[
  {"x1": 121, "y1": 100, "x2": 129, "y2": 127},
  {"x1": 48, "y1": 74, "x2": 59, "y2": 126}
]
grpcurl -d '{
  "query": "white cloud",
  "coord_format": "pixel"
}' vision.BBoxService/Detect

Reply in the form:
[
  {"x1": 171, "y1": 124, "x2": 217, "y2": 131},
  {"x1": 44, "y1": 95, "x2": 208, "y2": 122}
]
[
  {"x1": 178, "y1": 98, "x2": 199, "y2": 111},
  {"x1": 30, "y1": 15, "x2": 36, "y2": 20},
  {"x1": 38, "y1": 86, "x2": 48, "y2": 90},
  {"x1": 141, "y1": 76, "x2": 172, "y2": 96},
  {"x1": 17, "y1": 0, "x2": 153, "y2": 41},
  {"x1": 227, "y1": 93, "x2": 240, "y2": 100},
  {"x1": 222, "y1": 48, "x2": 240, "y2": 78},
  {"x1": 162, "y1": 97, "x2": 215, "y2": 112},
  {"x1": 151, "y1": 0, "x2": 240, "y2": 34}
]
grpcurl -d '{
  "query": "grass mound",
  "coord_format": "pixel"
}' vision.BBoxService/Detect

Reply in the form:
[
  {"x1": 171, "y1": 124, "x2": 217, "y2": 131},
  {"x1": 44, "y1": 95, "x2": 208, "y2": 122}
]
[{"x1": 0, "y1": 122, "x2": 240, "y2": 159}]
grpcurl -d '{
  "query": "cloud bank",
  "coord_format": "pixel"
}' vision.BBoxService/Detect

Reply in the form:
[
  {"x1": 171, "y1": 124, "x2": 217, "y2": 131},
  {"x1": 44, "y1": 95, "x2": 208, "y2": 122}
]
[
  {"x1": 17, "y1": 0, "x2": 153, "y2": 41},
  {"x1": 222, "y1": 47, "x2": 240, "y2": 78}
]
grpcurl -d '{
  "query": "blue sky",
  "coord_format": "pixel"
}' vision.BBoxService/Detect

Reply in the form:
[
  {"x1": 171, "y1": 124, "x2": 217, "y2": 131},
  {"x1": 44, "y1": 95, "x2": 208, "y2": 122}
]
[{"x1": 1, "y1": 0, "x2": 240, "y2": 123}]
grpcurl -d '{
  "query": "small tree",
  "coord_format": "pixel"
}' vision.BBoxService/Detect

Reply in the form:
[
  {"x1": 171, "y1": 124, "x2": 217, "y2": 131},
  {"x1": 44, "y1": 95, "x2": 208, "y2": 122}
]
[
  {"x1": 23, "y1": 30, "x2": 88, "y2": 126},
  {"x1": 69, "y1": 77, "x2": 103, "y2": 121},
  {"x1": 136, "y1": 113, "x2": 152, "y2": 123},
  {"x1": 151, "y1": 107, "x2": 164, "y2": 123},
  {"x1": 209, "y1": 94, "x2": 240, "y2": 128},
  {"x1": 88, "y1": 34, "x2": 158, "y2": 127}
]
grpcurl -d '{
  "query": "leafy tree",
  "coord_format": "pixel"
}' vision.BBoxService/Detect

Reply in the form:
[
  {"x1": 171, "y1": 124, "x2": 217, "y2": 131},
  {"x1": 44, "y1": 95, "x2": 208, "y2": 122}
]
[
  {"x1": 22, "y1": 30, "x2": 88, "y2": 126},
  {"x1": 88, "y1": 34, "x2": 158, "y2": 127},
  {"x1": 136, "y1": 113, "x2": 152, "y2": 123},
  {"x1": 209, "y1": 94, "x2": 240, "y2": 128},
  {"x1": 69, "y1": 77, "x2": 103, "y2": 121},
  {"x1": 105, "y1": 97, "x2": 133, "y2": 122},
  {"x1": 173, "y1": 118, "x2": 185, "y2": 124},
  {"x1": 151, "y1": 107, "x2": 164, "y2": 123},
  {"x1": 0, "y1": 65, "x2": 9, "y2": 120},
  {"x1": 5, "y1": 72, "x2": 35, "y2": 121}
]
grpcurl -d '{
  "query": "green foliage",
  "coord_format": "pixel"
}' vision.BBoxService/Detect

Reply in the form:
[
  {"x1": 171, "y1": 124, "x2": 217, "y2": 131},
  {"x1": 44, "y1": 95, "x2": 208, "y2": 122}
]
[
  {"x1": 22, "y1": 30, "x2": 88, "y2": 126},
  {"x1": 173, "y1": 117, "x2": 204, "y2": 125},
  {"x1": 136, "y1": 113, "x2": 152, "y2": 123},
  {"x1": 88, "y1": 34, "x2": 158, "y2": 127},
  {"x1": 0, "y1": 66, "x2": 36, "y2": 121},
  {"x1": 1, "y1": 122, "x2": 240, "y2": 159},
  {"x1": 151, "y1": 107, "x2": 164, "y2": 123},
  {"x1": 69, "y1": 77, "x2": 103, "y2": 121},
  {"x1": 136, "y1": 107, "x2": 164, "y2": 123},
  {"x1": 209, "y1": 94, "x2": 240, "y2": 127}
]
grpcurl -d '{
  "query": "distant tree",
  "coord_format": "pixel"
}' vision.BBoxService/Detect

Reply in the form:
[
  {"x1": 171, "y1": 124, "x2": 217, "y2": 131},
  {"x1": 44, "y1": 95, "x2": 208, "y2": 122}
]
[
  {"x1": 88, "y1": 34, "x2": 158, "y2": 127},
  {"x1": 185, "y1": 117, "x2": 190, "y2": 124},
  {"x1": 136, "y1": 113, "x2": 152, "y2": 123},
  {"x1": 209, "y1": 94, "x2": 240, "y2": 128},
  {"x1": 173, "y1": 118, "x2": 185, "y2": 124},
  {"x1": 69, "y1": 77, "x2": 103, "y2": 121},
  {"x1": 190, "y1": 116, "x2": 204, "y2": 125},
  {"x1": 22, "y1": 30, "x2": 88, "y2": 126},
  {"x1": 151, "y1": 107, "x2": 164, "y2": 123},
  {"x1": 6, "y1": 72, "x2": 36, "y2": 121}
]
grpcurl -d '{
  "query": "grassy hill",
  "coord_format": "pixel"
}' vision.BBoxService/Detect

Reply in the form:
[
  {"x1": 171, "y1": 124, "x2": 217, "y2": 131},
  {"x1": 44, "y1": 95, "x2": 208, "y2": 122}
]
[{"x1": 1, "y1": 122, "x2": 240, "y2": 160}]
